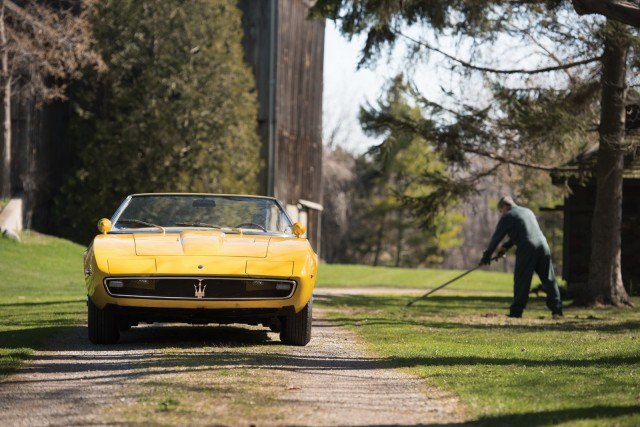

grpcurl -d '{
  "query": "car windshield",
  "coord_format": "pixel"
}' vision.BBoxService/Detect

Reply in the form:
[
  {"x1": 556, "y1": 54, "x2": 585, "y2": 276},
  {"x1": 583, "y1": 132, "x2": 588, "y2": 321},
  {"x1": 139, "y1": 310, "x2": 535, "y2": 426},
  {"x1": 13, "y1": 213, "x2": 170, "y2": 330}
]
[{"x1": 112, "y1": 195, "x2": 292, "y2": 234}]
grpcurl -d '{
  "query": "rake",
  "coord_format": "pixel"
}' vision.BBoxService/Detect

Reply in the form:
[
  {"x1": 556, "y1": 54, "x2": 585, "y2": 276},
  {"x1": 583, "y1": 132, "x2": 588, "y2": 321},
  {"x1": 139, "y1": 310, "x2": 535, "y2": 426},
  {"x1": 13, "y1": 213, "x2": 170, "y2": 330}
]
[{"x1": 406, "y1": 252, "x2": 508, "y2": 307}]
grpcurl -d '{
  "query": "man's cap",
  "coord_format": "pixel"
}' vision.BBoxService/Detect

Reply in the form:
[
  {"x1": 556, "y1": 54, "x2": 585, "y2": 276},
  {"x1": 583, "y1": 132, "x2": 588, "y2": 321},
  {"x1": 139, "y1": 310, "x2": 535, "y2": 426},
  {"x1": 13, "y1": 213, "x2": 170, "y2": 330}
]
[{"x1": 497, "y1": 195, "x2": 516, "y2": 209}]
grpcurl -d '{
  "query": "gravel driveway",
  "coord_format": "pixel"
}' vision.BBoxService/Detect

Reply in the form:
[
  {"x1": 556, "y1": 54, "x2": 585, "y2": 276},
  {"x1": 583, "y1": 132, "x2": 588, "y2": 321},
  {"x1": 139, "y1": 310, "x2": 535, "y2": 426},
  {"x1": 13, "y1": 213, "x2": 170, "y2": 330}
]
[{"x1": 0, "y1": 300, "x2": 463, "y2": 426}]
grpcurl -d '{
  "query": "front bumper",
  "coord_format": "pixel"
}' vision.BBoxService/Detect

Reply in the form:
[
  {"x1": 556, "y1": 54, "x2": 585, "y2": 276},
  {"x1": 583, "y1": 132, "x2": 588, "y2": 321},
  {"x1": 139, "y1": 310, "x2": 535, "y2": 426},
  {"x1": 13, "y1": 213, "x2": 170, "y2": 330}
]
[
  {"x1": 87, "y1": 268, "x2": 315, "y2": 313},
  {"x1": 110, "y1": 304, "x2": 297, "y2": 325}
]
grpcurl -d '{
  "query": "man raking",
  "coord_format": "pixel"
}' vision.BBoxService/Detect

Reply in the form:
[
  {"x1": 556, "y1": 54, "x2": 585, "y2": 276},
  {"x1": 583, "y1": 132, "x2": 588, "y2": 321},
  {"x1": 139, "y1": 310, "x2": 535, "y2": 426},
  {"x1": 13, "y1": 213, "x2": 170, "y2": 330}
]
[{"x1": 481, "y1": 196, "x2": 563, "y2": 319}]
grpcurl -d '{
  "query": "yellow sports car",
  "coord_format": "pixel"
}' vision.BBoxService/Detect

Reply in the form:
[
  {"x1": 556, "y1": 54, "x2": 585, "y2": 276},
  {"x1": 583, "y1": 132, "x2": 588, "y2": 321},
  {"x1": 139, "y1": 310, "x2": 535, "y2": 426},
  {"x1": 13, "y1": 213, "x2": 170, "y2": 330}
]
[{"x1": 83, "y1": 193, "x2": 317, "y2": 345}]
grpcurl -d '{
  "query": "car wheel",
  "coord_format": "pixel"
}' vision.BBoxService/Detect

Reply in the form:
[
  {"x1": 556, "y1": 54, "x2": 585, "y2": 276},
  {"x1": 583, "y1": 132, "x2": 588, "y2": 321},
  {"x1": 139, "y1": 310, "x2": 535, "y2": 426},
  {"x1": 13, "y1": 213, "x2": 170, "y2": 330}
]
[
  {"x1": 118, "y1": 320, "x2": 132, "y2": 332},
  {"x1": 280, "y1": 299, "x2": 312, "y2": 346},
  {"x1": 88, "y1": 298, "x2": 120, "y2": 344}
]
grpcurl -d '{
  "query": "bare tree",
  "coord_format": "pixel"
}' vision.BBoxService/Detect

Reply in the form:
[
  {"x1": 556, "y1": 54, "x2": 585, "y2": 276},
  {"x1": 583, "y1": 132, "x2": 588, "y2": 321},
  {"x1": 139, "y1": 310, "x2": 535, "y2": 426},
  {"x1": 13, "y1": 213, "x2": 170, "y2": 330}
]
[{"x1": 0, "y1": 0, "x2": 102, "y2": 198}]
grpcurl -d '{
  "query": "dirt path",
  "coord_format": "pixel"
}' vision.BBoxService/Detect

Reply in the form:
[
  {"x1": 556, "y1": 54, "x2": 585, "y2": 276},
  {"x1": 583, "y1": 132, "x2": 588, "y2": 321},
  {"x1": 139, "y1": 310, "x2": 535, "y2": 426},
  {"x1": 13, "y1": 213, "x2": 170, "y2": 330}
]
[{"x1": 0, "y1": 305, "x2": 463, "y2": 426}]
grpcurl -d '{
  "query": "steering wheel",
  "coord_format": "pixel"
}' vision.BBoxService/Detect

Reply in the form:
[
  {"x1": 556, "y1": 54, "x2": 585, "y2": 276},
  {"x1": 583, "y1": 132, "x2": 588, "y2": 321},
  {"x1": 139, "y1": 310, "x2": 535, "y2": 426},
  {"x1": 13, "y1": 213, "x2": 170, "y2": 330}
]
[{"x1": 235, "y1": 222, "x2": 267, "y2": 232}]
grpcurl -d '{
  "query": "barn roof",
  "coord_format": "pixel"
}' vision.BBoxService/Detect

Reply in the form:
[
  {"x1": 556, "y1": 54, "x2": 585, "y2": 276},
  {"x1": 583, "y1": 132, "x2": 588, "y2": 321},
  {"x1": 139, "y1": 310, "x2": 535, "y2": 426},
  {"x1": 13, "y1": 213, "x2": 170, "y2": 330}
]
[{"x1": 552, "y1": 143, "x2": 640, "y2": 184}]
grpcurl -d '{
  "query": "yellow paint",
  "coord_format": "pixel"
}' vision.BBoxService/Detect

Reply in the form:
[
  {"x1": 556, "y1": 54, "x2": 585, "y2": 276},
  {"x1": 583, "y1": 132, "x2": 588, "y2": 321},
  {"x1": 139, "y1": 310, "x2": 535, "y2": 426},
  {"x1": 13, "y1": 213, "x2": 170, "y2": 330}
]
[
  {"x1": 85, "y1": 228, "x2": 317, "y2": 313},
  {"x1": 155, "y1": 256, "x2": 248, "y2": 275},
  {"x1": 131, "y1": 231, "x2": 269, "y2": 257},
  {"x1": 97, "y1": 218, "x2": 112, "y2": 234},
  {"x1": 108, "y1": 258, "x2": 156, "y2": 274},
  {"x1": 246, "y1": 260, "x2": 294, "y2": 276},
  {"x1": 292, "y1": 221, "x2": 306, "y2": 237}
]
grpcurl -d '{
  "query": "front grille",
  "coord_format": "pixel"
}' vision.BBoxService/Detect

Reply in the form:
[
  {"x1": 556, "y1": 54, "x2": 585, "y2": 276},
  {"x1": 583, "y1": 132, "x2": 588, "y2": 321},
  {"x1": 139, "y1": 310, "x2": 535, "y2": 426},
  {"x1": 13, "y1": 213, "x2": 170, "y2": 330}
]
[{"x1": 104, "y1": 277, "x2": 296, "y2": 300}]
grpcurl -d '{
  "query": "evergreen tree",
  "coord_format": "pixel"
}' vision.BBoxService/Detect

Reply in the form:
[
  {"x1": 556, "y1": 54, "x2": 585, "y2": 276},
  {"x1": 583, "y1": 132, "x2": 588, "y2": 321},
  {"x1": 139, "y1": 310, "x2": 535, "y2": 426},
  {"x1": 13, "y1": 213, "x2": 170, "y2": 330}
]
[
  {"x1": 55, "y1": 0, "x2": 260, "y2": 243},
  {"x1": 336, "y1": 78, "x2": 464, "y2": 267},
  {"x1": 312, "y1": 0, "x2": 638, "y2": 306}
]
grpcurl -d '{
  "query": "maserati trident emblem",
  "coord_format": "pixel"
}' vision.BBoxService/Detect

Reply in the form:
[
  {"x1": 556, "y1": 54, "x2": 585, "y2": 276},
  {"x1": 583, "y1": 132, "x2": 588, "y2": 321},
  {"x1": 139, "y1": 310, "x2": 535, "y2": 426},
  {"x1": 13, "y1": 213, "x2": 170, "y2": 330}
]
[{"x1": 194, "y1": 280, "x2": 207, "y2": 299}]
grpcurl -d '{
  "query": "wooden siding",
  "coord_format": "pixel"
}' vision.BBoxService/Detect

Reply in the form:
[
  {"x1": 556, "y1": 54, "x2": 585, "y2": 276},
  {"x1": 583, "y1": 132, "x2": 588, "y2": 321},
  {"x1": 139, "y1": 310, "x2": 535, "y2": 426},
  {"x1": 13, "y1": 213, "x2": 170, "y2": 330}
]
[
  {"x1": 274, "y1": 0, "x2": 324, "y2": 207},
  {"x1": 275, "y1": 0, "x2": 324, "y2": 251},
  {"x1": 562, "y1": 179, "x2": 640, "y2": 293},
  {"x1": 240, "y1": 0, "x2": 324, "y2": 251}
]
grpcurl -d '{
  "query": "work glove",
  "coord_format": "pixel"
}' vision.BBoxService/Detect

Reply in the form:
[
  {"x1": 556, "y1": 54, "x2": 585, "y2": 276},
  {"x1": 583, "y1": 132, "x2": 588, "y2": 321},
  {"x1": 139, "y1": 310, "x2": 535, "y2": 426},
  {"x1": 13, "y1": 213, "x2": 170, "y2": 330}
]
[
  {"x1": 480, "y1": 253, "x2": 492, "y2": 266},
  {"x1": 497, "y1": 246, "x2": 508, "y2": 258}
]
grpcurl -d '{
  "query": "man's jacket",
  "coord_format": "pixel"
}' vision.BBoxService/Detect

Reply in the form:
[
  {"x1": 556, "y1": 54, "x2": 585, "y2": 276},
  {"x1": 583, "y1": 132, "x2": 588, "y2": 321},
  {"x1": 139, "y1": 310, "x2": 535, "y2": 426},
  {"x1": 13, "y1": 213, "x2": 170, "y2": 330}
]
[{"x1": 483, "y1": 205, "x2": 548, "y2": 258}]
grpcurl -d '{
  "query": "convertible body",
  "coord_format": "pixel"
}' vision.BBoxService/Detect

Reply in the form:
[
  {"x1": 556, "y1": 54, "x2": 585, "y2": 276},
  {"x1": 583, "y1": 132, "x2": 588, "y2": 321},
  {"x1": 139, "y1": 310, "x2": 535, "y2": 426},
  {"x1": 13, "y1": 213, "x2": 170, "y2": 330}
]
[{"x1": 84, "y1": 193, "x2": 317, "y2": 345}]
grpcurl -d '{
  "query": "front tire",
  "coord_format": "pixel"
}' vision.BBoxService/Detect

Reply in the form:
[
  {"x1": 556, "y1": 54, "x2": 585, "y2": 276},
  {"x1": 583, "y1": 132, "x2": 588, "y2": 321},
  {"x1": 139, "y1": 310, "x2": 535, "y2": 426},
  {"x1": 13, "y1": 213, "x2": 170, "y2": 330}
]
[
  {"x1": 88, "y1": 298, "x2": 120, "y2": 344},
  {"x1": 280, "y1": 299, "x2": 312, "y2": 346}
]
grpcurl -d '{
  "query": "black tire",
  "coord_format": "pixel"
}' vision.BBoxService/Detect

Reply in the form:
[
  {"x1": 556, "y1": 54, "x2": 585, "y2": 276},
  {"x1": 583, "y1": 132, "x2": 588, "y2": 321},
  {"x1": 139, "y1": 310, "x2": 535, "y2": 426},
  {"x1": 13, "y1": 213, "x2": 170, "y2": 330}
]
[
  {"x1": 280, "y1": 299, "x2": 312, "y2": 346},
  {"x1": 118, "y1": 321, "x2": 132, "y2": 332},
  {"x1": 268, "y1": 318, "x2": 281, "y2": 333},
  {"x1": 88, "y1": 298, "x2": 120, "y2": 344}
]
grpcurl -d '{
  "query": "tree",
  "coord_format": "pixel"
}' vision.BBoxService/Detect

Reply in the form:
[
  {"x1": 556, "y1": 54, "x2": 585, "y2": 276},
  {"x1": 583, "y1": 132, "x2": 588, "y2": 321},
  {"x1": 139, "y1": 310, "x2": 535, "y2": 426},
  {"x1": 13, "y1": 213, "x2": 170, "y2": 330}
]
[
  {"x1": 321, "y1": 145, "x2": 356, "y2": 263},
  {"x1": 572, "y1": 0, "x2": 640, "y2": 27},
  {"x1": 54, "y1": 0, "x2": 260, "y2": 243},
  {"x1": 585, "y1": 23, "x2": 631, "y2": 306},
  {"x1": 0, "y1": 0, "x2": 102, "y2": 198},
  {"x1": 321, "y1": 78, "x2": 463, "y2": 267},
  {"x1": 312, "y1": 0, "x2": 637, "y2": 306}
]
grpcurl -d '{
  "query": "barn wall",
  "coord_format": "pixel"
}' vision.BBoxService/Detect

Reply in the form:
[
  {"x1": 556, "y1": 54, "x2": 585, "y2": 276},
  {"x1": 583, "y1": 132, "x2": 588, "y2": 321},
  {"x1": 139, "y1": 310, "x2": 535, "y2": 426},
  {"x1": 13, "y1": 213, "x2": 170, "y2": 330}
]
[
  {"x1": 274, "y1": 0, "x2": 324, "y2": 205},
  {"x1": 274, "y1": 0, "x2": 324, "y2": 250},
  {"x1": 563, "y1": 179, "x2": 640, "y2": 294},
  {"x1": 240, "y1": 0, "x2": 324, "y2": 251}
]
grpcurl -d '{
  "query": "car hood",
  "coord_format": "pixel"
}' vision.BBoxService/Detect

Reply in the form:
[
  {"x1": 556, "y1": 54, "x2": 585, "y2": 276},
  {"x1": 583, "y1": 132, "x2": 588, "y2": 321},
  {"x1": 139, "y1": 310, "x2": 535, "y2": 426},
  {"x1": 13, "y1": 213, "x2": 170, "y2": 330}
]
[
  {"x1": 133, "y1": 230, "x2": 269, "y2": 257},
  {"x1": 98, "y1": 230, "x2": 269, "y2": 257},
  {"x1": 89, "y1": 230, "x2": 314, "y2": 276}
]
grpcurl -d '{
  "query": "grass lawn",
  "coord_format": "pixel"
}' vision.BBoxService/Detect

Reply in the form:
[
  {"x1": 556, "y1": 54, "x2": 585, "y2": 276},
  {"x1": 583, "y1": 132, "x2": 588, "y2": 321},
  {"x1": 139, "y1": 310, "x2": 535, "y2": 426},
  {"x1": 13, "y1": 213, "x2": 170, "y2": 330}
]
[
  {"x1": 317, "y1": 263, "x2": 516, "y2": 293},
  {"x1": 2, "y1": 235, "x2": 638, "y2": 426},
  {"x1": 319, "y1": 291, "x2": 640, "y2": 426},
  {"x1": 0, "y1": 232, "x2": 86, "y2": 376}
]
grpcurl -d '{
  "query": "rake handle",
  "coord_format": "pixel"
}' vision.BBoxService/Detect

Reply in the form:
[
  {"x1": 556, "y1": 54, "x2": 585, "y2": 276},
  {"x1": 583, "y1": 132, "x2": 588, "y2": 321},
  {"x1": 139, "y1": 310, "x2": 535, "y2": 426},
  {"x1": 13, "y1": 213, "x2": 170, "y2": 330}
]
[{"x1": 406, "y1": 253, "x2": 506, "y2": 307}]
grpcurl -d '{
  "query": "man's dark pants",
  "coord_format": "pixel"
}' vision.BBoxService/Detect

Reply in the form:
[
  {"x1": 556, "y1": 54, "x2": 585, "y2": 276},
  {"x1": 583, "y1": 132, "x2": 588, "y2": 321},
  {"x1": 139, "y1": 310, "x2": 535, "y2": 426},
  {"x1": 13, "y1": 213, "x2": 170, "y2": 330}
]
[{"x1": 511, "y1": 244, "x2": 563, "y2": 316}]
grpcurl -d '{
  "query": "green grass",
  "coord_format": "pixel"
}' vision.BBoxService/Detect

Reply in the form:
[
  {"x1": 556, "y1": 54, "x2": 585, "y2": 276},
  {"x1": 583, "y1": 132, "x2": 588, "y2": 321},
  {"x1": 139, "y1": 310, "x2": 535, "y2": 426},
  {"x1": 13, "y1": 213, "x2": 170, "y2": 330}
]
[
  {"x1": 2, "y1": 235, "x2": 637, "y2": 426},
  {"x1": 319, "y1": 292, "x2": 640, "y2": 426},
  {"x1": 0, "y1": 232, "x2": 86, "y2": 376},
  {"x1": 318, "y1": 263, "x2": 515, "y2": 292}
]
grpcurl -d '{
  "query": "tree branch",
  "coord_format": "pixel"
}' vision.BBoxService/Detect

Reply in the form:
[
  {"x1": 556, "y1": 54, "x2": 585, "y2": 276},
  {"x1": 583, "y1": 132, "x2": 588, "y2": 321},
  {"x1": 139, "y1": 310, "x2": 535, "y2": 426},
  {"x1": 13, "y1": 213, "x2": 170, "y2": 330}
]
[
  {"x1": 396, "y1": 30, "x2": 601, "y2": 75},
  {"x1": 572, "y1": 0, "x2": 640, "y2": 28},
  {"x1": 4, "y1": 0, "x2": 103, "y2": 69},
  {"x1": 463, "y1": 145, "x2": 583, "y2": 172}
]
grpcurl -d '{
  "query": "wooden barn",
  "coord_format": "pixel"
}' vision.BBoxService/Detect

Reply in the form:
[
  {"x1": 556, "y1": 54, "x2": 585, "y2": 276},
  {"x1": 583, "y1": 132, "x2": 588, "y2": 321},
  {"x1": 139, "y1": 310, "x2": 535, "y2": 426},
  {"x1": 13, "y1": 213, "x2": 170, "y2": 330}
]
[
  {"x1": 552, "y1": 146, "x2": 640, "y2": 295},
  {"x1": 239, "y1": 0, "x2": 324, "y2": 252}
]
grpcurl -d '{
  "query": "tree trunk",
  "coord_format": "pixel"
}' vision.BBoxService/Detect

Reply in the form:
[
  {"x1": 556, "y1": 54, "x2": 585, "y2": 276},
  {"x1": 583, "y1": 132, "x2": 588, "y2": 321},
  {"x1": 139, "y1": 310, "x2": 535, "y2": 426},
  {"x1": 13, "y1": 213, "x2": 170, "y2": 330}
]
[
  {"x1": 0, "y1": 1, "x2": 11, "y2": 199},
  {"x1": 581, "y1": 22, "x2": 632, "y2": 307},
  {"x1": 372, "y1": 212, "x2": 386, "y2": 266},
  {"x1": 395, "y1": 208, "x2": 404, "y2": 267}
]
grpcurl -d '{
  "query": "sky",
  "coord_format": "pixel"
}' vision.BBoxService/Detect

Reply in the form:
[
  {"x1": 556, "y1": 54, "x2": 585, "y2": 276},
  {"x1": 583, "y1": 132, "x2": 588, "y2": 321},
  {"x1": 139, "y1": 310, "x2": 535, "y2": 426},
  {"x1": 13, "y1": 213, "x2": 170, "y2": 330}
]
[
  {"x1": 322, "y1": 21, "x2": 393, "y2": 153},
  {"x1": 321, "y1": 18, "x2": 577, "y2": 155},
  {"x1": 321, "y1": 21, "x2": 467, "y2": 153}
]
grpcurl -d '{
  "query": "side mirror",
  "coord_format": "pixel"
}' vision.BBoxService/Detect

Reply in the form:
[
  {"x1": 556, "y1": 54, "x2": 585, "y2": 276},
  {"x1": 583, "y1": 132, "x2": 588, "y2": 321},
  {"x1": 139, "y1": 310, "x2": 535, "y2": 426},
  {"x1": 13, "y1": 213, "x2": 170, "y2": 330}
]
[
  {"x1": 97, "y1": 218, "x2": 112, "y2": 235},
  {"x1": 292, "y1": 221, "x2": 306, "y2": 238}
]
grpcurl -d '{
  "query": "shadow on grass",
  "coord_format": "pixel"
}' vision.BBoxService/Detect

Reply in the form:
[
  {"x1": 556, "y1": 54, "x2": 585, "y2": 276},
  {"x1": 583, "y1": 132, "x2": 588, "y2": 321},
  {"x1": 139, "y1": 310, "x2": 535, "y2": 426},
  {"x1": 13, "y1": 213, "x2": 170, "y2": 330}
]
[
  {"x1": 1, "y1": 321, "x2": 638, "y2": 426},
  {"x1": 0, "y1": 299, "x2": 85, "y2": 308},
  {"x1": 324, "y1": 315, "x2": 640, "y2": 333},
  {"x1": 356, "y1": 405, "x2": 640, "y2": 426},
  {"x1": 1, "y1": 319, "x2": 638, "y2": 379},
  {"x1": 318, "y1": 294, "x2": 514, "y2": 309},
  {"x1": 318, "y1": 294, "x2": 640, "y2": 332},
  {"x1": 467, "y1": 405, "x2": 640, "y2": 426}
]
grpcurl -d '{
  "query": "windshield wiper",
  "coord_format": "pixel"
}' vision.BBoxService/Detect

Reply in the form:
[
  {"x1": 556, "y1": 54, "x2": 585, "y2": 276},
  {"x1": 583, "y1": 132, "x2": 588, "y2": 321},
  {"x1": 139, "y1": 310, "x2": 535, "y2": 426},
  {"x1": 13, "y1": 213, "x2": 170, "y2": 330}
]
[
  {"x1": 174, "y1": 221, "x2": 221, "y2": 229},
  {"x1": 117, "y1": 218, "x2": 166, "y2": 235}
]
